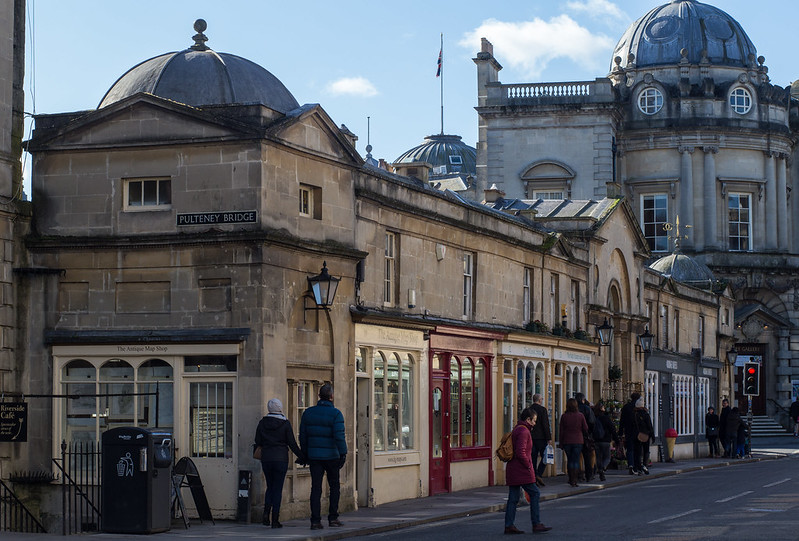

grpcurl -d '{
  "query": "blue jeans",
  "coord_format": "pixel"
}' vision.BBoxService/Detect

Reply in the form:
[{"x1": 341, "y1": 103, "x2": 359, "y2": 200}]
[
  {"x1": 504, "y1": 483, "x2": 541, "y2": 528},
  {"x1": 309, "y1": 459, "x2": 341, "y2": 524},
  {"x1": 563, "y1": 443, "x2": 582, "y2": 470},
  {"x1": 261, "y1": 460, "x2": 289, "y2": 519}
]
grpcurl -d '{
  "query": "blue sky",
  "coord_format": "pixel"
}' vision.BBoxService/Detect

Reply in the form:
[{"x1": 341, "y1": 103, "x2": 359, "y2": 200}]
[{"x1": 22, "y1": 0, "x2": 796, "y2": 194}]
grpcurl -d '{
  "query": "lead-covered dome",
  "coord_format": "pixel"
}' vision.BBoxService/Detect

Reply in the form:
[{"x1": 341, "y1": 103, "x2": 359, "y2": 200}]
[
  {"x1": 99, "y1": 20, "x2": 299, "y2": 113},
  {"x1": 393, "y1": 134, "x2": 476, "y2": 177},
  {"x1": 611, "y1": 0, "x2": 757, "y2": 71},
  {"x1": 649, "y1": 252, "x2": 715, "y2": 290}
]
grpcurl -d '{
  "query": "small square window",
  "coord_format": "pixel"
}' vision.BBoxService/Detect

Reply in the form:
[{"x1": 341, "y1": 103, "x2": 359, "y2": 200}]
[
  {"x1": 449, "y1": 155, "x2": 463, "y2": 165},
  {"x1": 125, "y1": 178, "x2": 171, "y2": 210},
  {"x1": 299, "y1": 183, "x2": 322, "y2": 220}
]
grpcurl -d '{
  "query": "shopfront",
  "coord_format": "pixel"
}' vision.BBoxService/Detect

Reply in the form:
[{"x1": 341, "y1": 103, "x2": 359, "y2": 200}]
[{"x1": 428, "y1": 326, "x2": 500, "y2": 495}]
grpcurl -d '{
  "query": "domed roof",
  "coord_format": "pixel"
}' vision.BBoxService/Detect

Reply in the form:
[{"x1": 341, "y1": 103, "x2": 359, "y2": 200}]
[
  {"x1": 393, "y1": 134, "x2": 476, "y2": 178},
  {"x1": 649, "y1": 252, "x2": 715, "y2": 289},
  {"x1": 611, "y1": 0, "x2": 757, "y2": 71},
  {"x1": 99, "y1": 20, "x2": 299, "y2": 113}
]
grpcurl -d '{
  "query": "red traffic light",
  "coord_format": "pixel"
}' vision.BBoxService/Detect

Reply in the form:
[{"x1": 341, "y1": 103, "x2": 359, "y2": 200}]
[{"x1": 747, "y1": 367, "x2": 756, "y2": 374}]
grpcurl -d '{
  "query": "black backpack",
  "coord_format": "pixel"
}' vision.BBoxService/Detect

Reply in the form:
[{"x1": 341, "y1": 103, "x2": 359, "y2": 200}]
[{"x1": 593, "y1": 416, "x2": 606, "y2": 440}]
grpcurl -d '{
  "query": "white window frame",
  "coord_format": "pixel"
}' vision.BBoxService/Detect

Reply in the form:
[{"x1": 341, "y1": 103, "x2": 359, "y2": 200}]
[
  {"x1": 673, "y1": 374, "x2": 694, "y2": 436},
  {"x1": 729, "y1": 87, "x2": 752, "y2": 114},
  {"x1": 449, "y1": 155, "x2": 463, "y2": 165},
  {"x1": 638, "y1": 87, "x2": 663, "y2": 115},
  {"x1": 299, "y1": 186, "x2": 312, "y2": 217},
  {"x1": 697, "y1": 377, "x2": 710, "y2": 435},
  {"x1": 533, "y1": 191, "x2": 564, "y2": 200},
  {"x1": 373, "y1": 350, "x2": 416, "y2": 451},
  {"x1": 728, "y1": 193, "x2": 752, "y2": 251},
  {"x1": 550, "y1": 274, "x2": 559, "y2": 328},
  {"x1": 384, "y1": 232, "x2": 396, "y2": 306},
  {"x1": 641, "y1": 193, "x2": 669, "y2": 252},
  {"x1": 523, "y1": 268, "x2": 532, "y2": 325},
  {"x1": 463, "y1": 252, "x2": 474, "y2": 318},
  {"x1": 645, "y1": 370, "x2": 659, "y2": 437},
  {"x1": 124, "y1": 178, "x2": 171, "y2": 211}
]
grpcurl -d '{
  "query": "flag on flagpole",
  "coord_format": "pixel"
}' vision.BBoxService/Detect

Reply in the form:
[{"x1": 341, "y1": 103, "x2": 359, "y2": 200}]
[{"x1": 436, "y1": 46, "x2": 442, "y2": 77}]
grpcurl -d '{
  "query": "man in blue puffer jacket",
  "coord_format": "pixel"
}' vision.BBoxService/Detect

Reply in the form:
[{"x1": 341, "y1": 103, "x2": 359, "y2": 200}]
[{"x1": 299, "y1": 384, "x2": 347, "y2": 530}]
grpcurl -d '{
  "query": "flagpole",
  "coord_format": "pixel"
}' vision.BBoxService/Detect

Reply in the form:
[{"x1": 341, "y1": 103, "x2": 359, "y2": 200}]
[{"x1": 440, "y1": 33, "x2": 444, "y2": 135}]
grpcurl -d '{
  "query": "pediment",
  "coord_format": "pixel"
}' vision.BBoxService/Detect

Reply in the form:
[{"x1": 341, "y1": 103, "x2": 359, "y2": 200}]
[
  {"x1": 29, "y1": 95, "x2": 256, "y2": 151},
  {"x1": 268, "y1": 104, "x2": 362, "y2": 165}
]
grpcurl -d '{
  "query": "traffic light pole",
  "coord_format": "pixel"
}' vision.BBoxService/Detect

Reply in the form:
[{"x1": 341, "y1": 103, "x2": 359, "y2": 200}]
[{"x1": 745, "y1": 395, "x2": 753, "y2": 458}]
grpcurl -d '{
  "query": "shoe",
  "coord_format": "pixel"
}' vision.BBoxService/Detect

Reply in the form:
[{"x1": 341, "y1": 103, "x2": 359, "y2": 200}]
[
  {"x1": 641, "y1": 466, "x2": 649, "y2": 475},
  {"x1": 329, "y1": 519, "x2": 344, "y2": 527},
  {"x1": 271, "y1": 521, "x2": 282, "y2": 528},
  {"x1": 533, "y1": 523, "x2": 552, "y2": 533},
  {"x1": 599, "y1": 470, "x2": 606, "y2": 481},
  {"x1": 311, "y1": 523, "x2": 324, "y2": 530},
  {"x1": 536, "y1": 477, "x2": 545, "y2": 487},
  {"x1": 504, "y1": 525, "x2": 524, "y2": 534},
  {"x1": 628, "y1": 467, "x2": 636, "y2": 475},
  {"x1": 262, "y1": 508, "x2": 270, "y2": 526}
]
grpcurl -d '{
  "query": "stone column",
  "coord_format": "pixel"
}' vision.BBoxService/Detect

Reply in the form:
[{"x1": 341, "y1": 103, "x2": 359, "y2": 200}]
[
  {"x1": 765, "y1": 152, "x2": 778, "y2": 250},
  {"x1": 679, "y1": 146, "x2": 695, "y2": 250},
  {"x1": 703, "y1": 147, "x2": 718, "y2": 250},
  {"x1": 777, "y1": 154, "x2": 788, "y2": 250}
]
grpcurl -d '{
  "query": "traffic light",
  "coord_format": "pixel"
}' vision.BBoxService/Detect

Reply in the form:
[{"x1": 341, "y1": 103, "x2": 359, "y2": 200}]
[{"x1": 743, "y1": 362, "x2": 760, "y2": 396}]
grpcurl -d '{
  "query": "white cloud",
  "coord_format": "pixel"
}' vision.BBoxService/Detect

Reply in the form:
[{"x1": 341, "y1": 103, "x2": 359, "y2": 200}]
[
  {"x1": 325, "y1": 77, "x2": 378, "y2": 98},
  {"x1": 566, "y1": 0, "x2": 627, "y2": 21},
  {"x1": 460, "y1": 15, "x2": 615, "y2": 80}
]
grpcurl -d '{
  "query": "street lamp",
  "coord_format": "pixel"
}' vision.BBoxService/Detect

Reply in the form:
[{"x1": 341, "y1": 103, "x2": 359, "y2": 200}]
[
  {"x1": 304, "y1": 262, "x2": 340, "y2": 322},
  {"x1": 727, "y1": 345, "x2": 738, "y2": 366},
  {"x1": 637, "y1": 326, "x2": 654, "y2": 354},
  {"x1": 596, "y1": 318, "x2": 614, "y2": 347}
]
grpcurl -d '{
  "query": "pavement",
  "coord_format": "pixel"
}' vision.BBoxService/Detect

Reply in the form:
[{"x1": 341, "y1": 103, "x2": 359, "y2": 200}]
[{"x1": 5, "y1": 436, "x2": 799, "y2": 540}]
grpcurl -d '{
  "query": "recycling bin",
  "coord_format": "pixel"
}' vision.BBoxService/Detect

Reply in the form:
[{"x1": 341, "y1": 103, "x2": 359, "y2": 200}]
[{"x1": 101, "y1": 427, "x2": 172, "y2": 533}]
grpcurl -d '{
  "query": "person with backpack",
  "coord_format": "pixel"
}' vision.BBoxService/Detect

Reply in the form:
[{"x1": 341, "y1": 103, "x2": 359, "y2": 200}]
[
  {"x1": 502, "y1": 408, "x2": 552, "y2": 535},
  {"x1": 592, "y1": 401, "x2": 619, "y2": 481},
  {"x1": 254, "y1": 398, "x2": 304, "y2": 528}
]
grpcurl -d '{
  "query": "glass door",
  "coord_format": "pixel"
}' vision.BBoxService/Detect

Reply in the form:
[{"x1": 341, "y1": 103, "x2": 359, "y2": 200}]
[{"x1": 429, "y1": 377, "x2": 450, "y2": 495}]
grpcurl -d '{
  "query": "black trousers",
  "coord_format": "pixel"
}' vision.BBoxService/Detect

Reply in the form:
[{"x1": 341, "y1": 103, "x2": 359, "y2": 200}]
[
  {"x1": 309, "y1": 459, "x2": 341, "y2": 524},
  {"x1": 531, "y1": 439, "x2": 548, "y2": 477}
]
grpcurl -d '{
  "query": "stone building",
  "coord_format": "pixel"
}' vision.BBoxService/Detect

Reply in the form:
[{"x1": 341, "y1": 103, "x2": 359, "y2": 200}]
[{"x1": 473, "y1": 0, "x2": 799, "y2": 427}]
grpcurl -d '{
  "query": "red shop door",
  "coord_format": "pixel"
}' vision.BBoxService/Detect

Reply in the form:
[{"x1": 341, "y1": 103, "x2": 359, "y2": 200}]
[{"x1": 429, "y1": 377, "x2": 450, "y2": 495}]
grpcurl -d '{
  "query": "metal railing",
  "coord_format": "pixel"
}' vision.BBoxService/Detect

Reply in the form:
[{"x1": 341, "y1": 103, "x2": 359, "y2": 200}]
[
  {"x1": 52, "y1": 440, "x2": 102, "y2": 535},
  {"x1": 0, "y1": 478, "x2": 47, "y2": 533}
]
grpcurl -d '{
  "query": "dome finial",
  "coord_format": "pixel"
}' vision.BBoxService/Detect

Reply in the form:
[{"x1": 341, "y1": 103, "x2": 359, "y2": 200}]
[{"x1": 191, "y1": 19, "x2": 209, "y2": 51}]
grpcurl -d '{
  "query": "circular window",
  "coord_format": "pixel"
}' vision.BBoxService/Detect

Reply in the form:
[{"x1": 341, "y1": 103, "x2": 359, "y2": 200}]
[
  {"x1": 729, "y1": 87, "x2": 752, "y2": 114},
  {"x1": 638, "y1": 88, "x2": 663, "y2": 115}
]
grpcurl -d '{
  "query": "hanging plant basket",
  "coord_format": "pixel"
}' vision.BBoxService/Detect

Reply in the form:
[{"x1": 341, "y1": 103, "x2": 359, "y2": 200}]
[{"x1": 608, "y1": 365, "x2": 622, "y2": 382}]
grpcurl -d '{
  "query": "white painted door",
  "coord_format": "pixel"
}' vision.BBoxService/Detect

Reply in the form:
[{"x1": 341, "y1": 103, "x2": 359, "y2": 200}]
[{"x1": 180, "y1": 377, "x2": 237, "y2": 518}]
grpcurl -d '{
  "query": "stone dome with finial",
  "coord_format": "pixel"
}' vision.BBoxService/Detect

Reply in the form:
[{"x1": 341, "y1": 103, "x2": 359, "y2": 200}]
[
  {"x1": 99, "y1": 19, "x2": 299, "y2": 113},
  {"x1": 649, "y1": 252, "x2": 715, "y2": 290},
  {"x1": 610, "y1": 0, "x2": 758, "y2": 72}
]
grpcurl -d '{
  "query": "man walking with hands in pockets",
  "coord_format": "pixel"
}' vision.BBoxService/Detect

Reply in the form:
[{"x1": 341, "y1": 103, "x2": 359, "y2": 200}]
[{"x1": 300, "y1": 384, "x2": 347, "y2": 530}]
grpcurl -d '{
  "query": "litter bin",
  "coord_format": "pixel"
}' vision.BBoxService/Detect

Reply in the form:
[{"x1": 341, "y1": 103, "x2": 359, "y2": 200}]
[{"x1": 101, "y1": 427, "x2": 172, "y2": 533}]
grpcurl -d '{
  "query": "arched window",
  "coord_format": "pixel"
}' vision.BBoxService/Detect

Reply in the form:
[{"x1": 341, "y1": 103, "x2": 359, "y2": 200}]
[
  {"x1": 138, "y1": 359, "x2": 173, "y2": 429},
  {"x1": 63, "y1": 360, "x2": 97, "y2": 443},
  {"x1": 450, "y1": 357, "x2": 487, "y2": 448},
  {"x1": 374, "y1": 350, "x2": 415, "y2": 451}
]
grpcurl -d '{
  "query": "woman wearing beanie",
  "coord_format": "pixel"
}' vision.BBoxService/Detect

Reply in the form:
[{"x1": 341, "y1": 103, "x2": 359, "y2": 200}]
[{"x1": 254, "y1": 398, "x2": 304, "y2": 528}]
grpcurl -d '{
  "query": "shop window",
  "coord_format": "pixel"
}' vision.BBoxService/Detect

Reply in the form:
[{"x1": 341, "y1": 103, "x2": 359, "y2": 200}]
[
  {"x1": 137, "y1": 359, "x2": 174, "y2": 429},
  {"x1": 642, "y1": 194, "x2": 668, "y2": 252},
  {"x1": 373, "y1": 351, "x2": 415, "y2": 451},
  {"x1": 124, "y1": 178, "x2": 171, "y2": 210},
  {"x1": 355, "y1": 347, "x2": 367, "y2": 374},
  {"x1": 697, "y1": 377, "x2": 710, "y2": 434},
  {"x1": 450, "y1": 357, "x2": 486, "y2": 449},
  {"x1": 673, "y1": 374, "x2": 694, "y2": 436},
  {"x1": 645, "y1": 371, "x2": 659, "y2": 437},
  {"x1": 189, "y1": 381, "x2": 233, "y2": 458}
]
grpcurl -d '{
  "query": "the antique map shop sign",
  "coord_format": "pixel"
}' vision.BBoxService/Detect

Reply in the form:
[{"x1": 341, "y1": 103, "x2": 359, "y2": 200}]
[
  {"x1": 177, "y1": 211, "x2": 257, "y2": 227},
  {"x1": 0, "y1": 402, "x2": 27, "y2": 442}
]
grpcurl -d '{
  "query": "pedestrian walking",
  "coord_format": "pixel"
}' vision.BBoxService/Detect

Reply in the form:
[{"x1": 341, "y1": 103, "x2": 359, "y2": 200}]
[
  {"x1": 299, "y1": 384, "x2": 347, "y2": 530},
  {"x1": 705, "y1": 406, "x2": 720, "y2": 457},
  {"x1": 559, "y1": 397, "x2": 588, "y2": 487},
  {"x1": 633, "y1": 398, "x2": 654, "y2": 475},
  {"x1": 718, "y1": 398, "x2": 731, "y2": 457},
  {"x1": 254, "y1": 398, "x2": 304, "y2": 528},
  {"x1": 725, "y1": 406, "x2": 742, "y2": 458},
  {"x1": 529, "y1": 393, "x2": 552, "y2": 487},
  {"x1": 592, "y1": 401, "x2": 619, "y2": 481},
  {"x1": 503, "y1": 407, "x2": 552, "y2": 535},
  {"x1": 575, "y1": 393, "x2": 596, "y2": 482},
  {"x1": 790, "y1": 396, "x2": 799, "y2": 437},
  {"x1": 619, "y1": 392, "x2": 641, "y2": 474}
]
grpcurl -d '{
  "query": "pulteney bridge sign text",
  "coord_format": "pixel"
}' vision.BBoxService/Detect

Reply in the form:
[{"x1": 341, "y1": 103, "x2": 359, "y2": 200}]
[
  {"x1": 177, "y1": 211, "x2": 257, "y2": 226},
  {"x1": 0, "y1": 402, "x2": 27, "y2": 442}
]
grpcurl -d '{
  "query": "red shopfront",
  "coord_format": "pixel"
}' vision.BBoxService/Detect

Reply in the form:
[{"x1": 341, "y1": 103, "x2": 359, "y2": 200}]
[{"x1": 429, "y1": 326, "x2": 500, "y2": 495}]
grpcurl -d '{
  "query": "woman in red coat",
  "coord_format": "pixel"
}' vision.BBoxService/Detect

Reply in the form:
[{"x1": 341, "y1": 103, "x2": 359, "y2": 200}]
[
  {"x1": 503, "y1": 408, "x2": 552, "y2": 535},
  {"x1": 559, "y1": 397, "x2": 588, "y2": 487}
]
